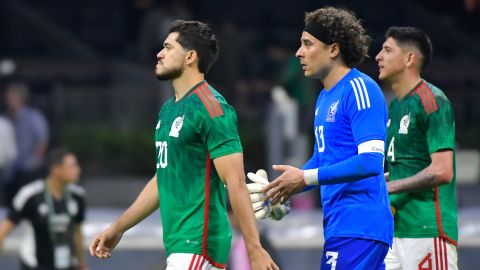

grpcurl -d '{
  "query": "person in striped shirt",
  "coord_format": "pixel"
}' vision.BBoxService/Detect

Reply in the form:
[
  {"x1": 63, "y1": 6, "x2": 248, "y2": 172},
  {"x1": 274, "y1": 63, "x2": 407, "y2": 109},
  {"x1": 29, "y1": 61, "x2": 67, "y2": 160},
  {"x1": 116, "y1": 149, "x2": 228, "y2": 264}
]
[
  {"x1": 88, "y1": 20, "x2": 278, "y2": 270},
  {"x1": 376, "y1": 26, "x2": 458, "y2": 270}
]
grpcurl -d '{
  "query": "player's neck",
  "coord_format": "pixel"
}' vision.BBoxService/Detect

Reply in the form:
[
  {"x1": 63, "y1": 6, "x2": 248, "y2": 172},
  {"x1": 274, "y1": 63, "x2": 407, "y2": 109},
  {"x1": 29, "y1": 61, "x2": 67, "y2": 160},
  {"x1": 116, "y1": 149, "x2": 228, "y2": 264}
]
[
  {"x1": 390, "y1": 73, "x2": 421, "y2": 100},
  {"x1": 322, "y1": 65, "x2": 351, "y2": 91},
  {"x1": 47, "y1": 176, "x2": 66, "y2": 200},
  {"x1": 172, "y1": 71, "x2": 205, "y2": 101}
]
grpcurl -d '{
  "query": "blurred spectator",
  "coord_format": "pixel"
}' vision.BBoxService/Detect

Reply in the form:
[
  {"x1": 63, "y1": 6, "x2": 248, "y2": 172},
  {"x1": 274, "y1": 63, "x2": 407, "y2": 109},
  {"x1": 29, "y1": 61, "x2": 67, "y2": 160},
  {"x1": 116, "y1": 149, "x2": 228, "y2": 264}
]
[
  {"x1": 0, "y1": 115, "x2": 16, "y2": 181},
  {"x1": 0, "y1": 148, "x2": 86, "y2": 270},
  {"x1": 3, "y1": 81, "x2": 49, "y2": 206}
]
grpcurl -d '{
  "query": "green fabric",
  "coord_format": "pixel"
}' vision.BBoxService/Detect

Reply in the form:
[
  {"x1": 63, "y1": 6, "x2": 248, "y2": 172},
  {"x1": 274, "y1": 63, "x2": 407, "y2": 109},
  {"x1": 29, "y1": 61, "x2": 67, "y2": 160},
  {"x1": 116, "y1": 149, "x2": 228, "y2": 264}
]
[
  {"x1": 386, "y1": 80, "x2": 457, "y2": 242},
  {"x1": 155, "y1": 81, "x2": 242, "y2": 264}
]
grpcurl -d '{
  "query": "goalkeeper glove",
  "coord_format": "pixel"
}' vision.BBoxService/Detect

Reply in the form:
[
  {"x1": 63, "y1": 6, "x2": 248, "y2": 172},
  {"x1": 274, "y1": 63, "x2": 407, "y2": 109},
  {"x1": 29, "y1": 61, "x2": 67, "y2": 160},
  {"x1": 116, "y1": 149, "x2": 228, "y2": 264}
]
[{"x1": 247, "y1": 169, "x2": 290, "y2": 221}]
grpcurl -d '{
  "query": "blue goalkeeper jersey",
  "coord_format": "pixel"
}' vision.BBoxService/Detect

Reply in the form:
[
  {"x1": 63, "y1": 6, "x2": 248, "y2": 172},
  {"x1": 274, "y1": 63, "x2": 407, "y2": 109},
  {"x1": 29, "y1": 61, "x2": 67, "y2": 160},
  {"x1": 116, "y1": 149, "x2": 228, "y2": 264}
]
[{"x1": 306, "y1": 68, "x2": 393, "y2": 245}]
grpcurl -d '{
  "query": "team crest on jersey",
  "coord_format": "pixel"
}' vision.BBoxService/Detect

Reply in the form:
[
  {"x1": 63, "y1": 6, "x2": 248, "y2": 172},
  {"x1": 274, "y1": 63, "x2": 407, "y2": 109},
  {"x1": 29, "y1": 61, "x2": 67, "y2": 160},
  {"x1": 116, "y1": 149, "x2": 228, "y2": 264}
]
[
  {"x1": 169, "y1": 115, "x2": 184, "y2": 138},
  {"x1": 399, "y1": 114, "x2": 410, "y2": 134},
  {"x1": 326, "y1": 100, "x2": 339, "y2": 122}
]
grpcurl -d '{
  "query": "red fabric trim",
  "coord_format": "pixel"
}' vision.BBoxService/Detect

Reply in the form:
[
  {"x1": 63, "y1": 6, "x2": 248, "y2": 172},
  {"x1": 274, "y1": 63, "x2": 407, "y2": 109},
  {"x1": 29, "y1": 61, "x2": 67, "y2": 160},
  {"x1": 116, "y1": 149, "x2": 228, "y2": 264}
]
[
  {"x1": 189, "y1": 254, "x2": 198, "y2": 270},
  {"x1": 443, "y1": 238, "x2": 448, "y2": 270},
  {"x1": 195, "y1": 90, "x2": 215, "y2": 118},
  {"x1": 415, "y1": 89, "x2": 432, "y2": 114},
  {"x1": 188, "y1": 82, "x2": 207, "y2": 97},
  {"x1": 204, "y1": 86, "x2": 224, "y2": 116},
  {"x1": 193, "y1": 254, "x2": 202, "y2": 270},
  {"x1": 205, "y1": 255, "x2": 227, "y2": 268},
  {"x1": 439, "y1": 237, "x2": 444, "y2": 270},
  {"x1": 199, "y1": 86, "x2": 219, "y2": 116},
  {"x1": 202, "y1": 153, "x2": 211, "y2": 257},
  {"x1": 434, "y1": 187, "x2": 458, "y2": 246},
  {"x1": 434, "y1": 238, "x2": 439, "y2": 270},
  {"x1": 419, "y1": 87, "x2": 434, "y2": 114},
  {"x1": 421, "y1": 83, "x2": 438, "y2": 111},
  {"x1": 197, "y1": 256, "x2": 205, "y2": 270}
]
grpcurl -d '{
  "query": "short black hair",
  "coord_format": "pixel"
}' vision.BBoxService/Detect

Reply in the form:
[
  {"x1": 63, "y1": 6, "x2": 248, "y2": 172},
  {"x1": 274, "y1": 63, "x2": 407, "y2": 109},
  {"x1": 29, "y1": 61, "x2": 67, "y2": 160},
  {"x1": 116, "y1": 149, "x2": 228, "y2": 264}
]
[
  {"x1": 168, "y1": 20, "x2": 219, "y2": 74},
  {"x1": 48, "y1": 148, "x2": 74, "y2": 168},
  {"x1": 304, "y1": 7, "x2": 371, "y2": 67},
  {"x1": 385, "y1": 26, "x2": 433, "y2": 70}
]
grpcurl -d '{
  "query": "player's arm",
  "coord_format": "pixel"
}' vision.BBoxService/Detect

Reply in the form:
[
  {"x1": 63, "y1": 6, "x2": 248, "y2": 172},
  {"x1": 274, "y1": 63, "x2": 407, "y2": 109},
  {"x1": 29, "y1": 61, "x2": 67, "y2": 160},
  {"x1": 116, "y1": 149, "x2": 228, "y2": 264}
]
[
  {"x1": 263, "y1": 80, "x2": 386, "y2": 204},
  {"x1": 388, "y1": 150, "x2": 453, "y2": 194},
  {"x1": 213, "y1": 153, "x2": 278, "y2": 270},
  {"x1": 389, "y1": 94, "x2": 455, "y2": 194},
  {"x1": 74, "y1": 224, "x2": 87, "y2": 270},
  {"x1": 0, "y1": 219, "x2": 15, "y2": 254},
  {"x1": 89, "y1": 175, "x2": 159, "y2": 258}
]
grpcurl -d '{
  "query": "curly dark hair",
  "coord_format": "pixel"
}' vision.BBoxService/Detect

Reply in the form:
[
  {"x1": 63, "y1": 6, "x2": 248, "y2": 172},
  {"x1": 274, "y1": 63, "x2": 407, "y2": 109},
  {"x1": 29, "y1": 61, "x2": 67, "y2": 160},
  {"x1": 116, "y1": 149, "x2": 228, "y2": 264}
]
[
  {"x1": 169, "y1": 20, "x2": 219, "y2": 74},
  {"x1": 305, "y1": 7, "x2": 371, "y2": 67}
]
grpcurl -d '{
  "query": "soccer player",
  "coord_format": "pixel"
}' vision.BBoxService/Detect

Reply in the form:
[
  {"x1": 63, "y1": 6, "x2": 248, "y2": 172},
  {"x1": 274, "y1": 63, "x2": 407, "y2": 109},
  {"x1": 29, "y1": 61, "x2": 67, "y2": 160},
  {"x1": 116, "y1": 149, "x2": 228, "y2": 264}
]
[
  {"x1": 0, "y1": 148, "x2": 87, "y2": 270},
  {"x1": 255, "y1": 7, "x2": 393, "y2": 269},
  {"x1": 88, "y1": 20, "x2": 278, "y2": 270},
  {"x1": 376, "y1": 27, "x2": 458, "y2": 270}
]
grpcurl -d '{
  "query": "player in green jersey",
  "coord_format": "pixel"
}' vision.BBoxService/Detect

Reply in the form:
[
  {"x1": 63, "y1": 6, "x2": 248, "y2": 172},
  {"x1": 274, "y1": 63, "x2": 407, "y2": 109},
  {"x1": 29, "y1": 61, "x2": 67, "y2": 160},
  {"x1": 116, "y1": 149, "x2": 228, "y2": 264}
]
[
  {"x1": 89, "y1": 20, "x2": 278, "y2": 270},
  {"x1": 376, "y1": 26, "x2": 458, "y2": 270}
]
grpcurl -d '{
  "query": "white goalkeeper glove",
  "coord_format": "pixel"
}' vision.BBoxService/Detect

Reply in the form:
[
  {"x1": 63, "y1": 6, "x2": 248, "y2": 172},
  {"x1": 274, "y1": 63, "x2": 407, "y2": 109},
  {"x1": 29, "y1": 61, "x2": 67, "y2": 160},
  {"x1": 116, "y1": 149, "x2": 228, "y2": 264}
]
[{"x1": 247, "y1": 169, "x2": 290, "y2": 221}]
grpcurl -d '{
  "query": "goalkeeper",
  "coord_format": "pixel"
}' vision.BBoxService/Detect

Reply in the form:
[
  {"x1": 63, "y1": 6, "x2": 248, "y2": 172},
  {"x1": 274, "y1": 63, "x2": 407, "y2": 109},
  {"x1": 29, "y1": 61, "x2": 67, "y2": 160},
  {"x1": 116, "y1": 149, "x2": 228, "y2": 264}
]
[{"x1": 247, "y1": 7, "x2": 393, "y2": 270}]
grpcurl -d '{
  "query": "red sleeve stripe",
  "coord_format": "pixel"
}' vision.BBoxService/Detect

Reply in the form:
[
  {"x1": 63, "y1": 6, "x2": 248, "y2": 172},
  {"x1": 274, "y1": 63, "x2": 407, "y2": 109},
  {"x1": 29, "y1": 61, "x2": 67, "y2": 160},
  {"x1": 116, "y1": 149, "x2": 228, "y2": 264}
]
[
  {"x1": 194, "y1": 90, "x2": 215, "y2": 118},
  {"x1": 415, "y1": 88, "x2": 431, "y2": 113},
  {"x1": 419, "y1": 87, "x2": 435, "y2": 113},
  {"x1": 204, "y1": 86, "x2": 224, "y2": 115},
  {"x1": 199, "y1": 86, "x2": 221, "y2": 116},
  {"x1": 420, "y1": 83, "x2": 438, "y2": 111},
  {"x1": 195, "y1": 86, "x2": 223, "y2": 118}
]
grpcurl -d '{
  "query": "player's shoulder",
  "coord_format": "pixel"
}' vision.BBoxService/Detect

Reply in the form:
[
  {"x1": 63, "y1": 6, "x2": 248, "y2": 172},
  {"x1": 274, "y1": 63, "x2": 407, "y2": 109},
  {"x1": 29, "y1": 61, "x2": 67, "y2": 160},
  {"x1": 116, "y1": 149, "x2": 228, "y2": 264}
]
[
  {"x1": 410, "y1": 80, "x2": 451, "y2": 115},
  {"x1": 188, "y1": 81, "x2": 232, "y2": 119},
  {"x1": 12, "y1": 179, "x2": 45, "y2": 211},
  {"x1": 67, "y1": 184, "x2": 86, "y2": 198},
  {"x1": 342, "y1": 69, "x2": 384, "y2": 110}
]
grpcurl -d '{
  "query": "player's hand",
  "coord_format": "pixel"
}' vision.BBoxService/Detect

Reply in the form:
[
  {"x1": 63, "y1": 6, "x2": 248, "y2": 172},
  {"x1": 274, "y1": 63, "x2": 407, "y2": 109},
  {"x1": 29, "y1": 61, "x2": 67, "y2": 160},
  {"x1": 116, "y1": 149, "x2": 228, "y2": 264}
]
[
  {"x1": 89, "y1": 225, "x2": 123, "y2": 259},
  {"x1": 247, "y1": 169, "x2": 290, "y2": 221},
  {"x1": 263, "y1": 165, "x2": 306, "y2": 205},
  {"x1": 248, "y1": 247, "x2": 280, "y2": 270}
]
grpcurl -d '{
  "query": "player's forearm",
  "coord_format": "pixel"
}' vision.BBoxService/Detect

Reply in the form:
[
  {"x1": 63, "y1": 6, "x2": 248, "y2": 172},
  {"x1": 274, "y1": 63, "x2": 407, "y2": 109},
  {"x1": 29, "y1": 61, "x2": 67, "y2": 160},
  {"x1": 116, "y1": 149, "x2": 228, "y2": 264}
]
[
  {"x1": 388, "y1": 166, "x2": 443, "y2": 194},
  {"x1": 0, "y1": 219, "x2": 15, "y2": 241},
  {"x1": 112, "y1": 176, "x2": 159, "y2": 233},
  {"x1": 304, "y1": 152, "x2": 384, "y2": 185},
  {"x1": 74, "y1": 225, "x2": 86, "y2": 268},
  {"x1": 0, "y1": 219, "x2": 15, "y2": 253},
  {"x1": 227, "y1": 180, "x2": 262, "y2": 251}
]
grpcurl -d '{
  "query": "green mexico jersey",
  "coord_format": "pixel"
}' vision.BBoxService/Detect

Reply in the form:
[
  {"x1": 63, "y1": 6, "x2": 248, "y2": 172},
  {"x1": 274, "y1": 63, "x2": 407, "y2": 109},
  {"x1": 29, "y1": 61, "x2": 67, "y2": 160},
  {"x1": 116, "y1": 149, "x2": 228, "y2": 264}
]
[
  {"x1": 154, "y1": 80, "x2": 242, "y2": 266},
  {"x1": 386, "y1": 80, "x2": 458, "y2": 244}
]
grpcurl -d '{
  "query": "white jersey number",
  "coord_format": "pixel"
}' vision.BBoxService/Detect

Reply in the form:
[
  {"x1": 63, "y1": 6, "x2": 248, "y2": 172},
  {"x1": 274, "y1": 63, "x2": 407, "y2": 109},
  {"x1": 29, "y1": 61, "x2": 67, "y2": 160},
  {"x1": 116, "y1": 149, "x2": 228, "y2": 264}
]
[
  {"x1": 315, "y1": 125, "x2": 325, "y2": 153},
  {"x1": 387, "y1": 137, "x2": 395, "y2": 162},
  {"x1": 325, "y1": 251, "x2": 338, "y2": 270},
  {"x1": 156, "y1": 141, "x2": 168, "y2": 168}
]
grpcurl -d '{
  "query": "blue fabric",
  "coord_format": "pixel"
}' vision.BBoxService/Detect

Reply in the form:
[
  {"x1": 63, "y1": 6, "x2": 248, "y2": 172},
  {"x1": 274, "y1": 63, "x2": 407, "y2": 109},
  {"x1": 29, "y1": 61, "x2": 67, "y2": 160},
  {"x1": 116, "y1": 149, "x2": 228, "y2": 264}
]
[
  {"x1": 306, "y1": 68, "x2": 393, "y2": 245},
  {"x1": 320, "y1": 237, "x2": 389, "y2": 270}
]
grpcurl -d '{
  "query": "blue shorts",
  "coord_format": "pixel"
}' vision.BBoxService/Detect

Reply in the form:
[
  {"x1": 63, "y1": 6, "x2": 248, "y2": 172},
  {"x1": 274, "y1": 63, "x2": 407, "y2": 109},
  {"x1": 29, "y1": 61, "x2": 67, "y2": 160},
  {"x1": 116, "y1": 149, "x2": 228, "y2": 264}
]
[{"x1": 320, "y1": 237, "x2": 389, "y2": 270}]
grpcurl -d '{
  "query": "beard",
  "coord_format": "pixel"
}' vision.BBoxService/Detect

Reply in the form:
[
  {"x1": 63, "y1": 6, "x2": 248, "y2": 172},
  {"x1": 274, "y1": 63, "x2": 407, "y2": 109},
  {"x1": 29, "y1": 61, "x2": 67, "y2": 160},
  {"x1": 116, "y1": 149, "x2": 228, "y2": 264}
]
[{"x1": 155, "y1": 65, "x2": 184, "y2": 81}]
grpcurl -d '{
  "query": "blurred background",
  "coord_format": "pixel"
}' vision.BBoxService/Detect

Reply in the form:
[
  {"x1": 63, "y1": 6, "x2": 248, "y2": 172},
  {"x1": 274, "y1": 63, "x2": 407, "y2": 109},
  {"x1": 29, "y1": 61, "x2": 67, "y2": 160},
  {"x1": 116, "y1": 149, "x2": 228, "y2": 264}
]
[{"x1": 0, "y1": 0, "x2": 479, "y2": 269}]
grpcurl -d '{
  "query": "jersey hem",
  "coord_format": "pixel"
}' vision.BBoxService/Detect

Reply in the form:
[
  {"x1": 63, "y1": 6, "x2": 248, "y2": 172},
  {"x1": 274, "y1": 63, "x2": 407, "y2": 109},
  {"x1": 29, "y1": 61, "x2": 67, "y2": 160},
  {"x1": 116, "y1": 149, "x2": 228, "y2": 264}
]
[
  {"x1": 325, "y1": 233, "x2": 392, "y2": 246},
  {"x1": 393, "y1": 233, "x2": 458, "y2": 246},
  {"x1": 166, "y1": 248, "x2": 228, "y2": 266}
]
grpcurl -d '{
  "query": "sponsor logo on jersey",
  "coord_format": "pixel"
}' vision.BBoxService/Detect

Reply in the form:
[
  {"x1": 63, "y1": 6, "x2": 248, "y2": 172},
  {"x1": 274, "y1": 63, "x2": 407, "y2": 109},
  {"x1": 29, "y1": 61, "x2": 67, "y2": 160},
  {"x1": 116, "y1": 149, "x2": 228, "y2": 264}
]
[
  {"x1": 326, "y1": 100, "x2": 339, "y2": 122},
  {"x1": 169, "y1": 115, "x2": 184, "y2": 138},
  {"x1": 399, "y1": 114, "x2": 410, "y2": 134}
]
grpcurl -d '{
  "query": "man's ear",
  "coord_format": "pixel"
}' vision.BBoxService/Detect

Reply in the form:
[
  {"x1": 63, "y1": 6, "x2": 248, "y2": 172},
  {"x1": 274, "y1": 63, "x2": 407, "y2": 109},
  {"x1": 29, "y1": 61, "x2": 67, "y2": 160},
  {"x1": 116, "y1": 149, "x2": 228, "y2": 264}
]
[
  {"x1": 185, "y1": 50, "x2": 198, "y2": 65},
  {"x1": 330, "y1": 43, "x2": 341, "y2": 58}
]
